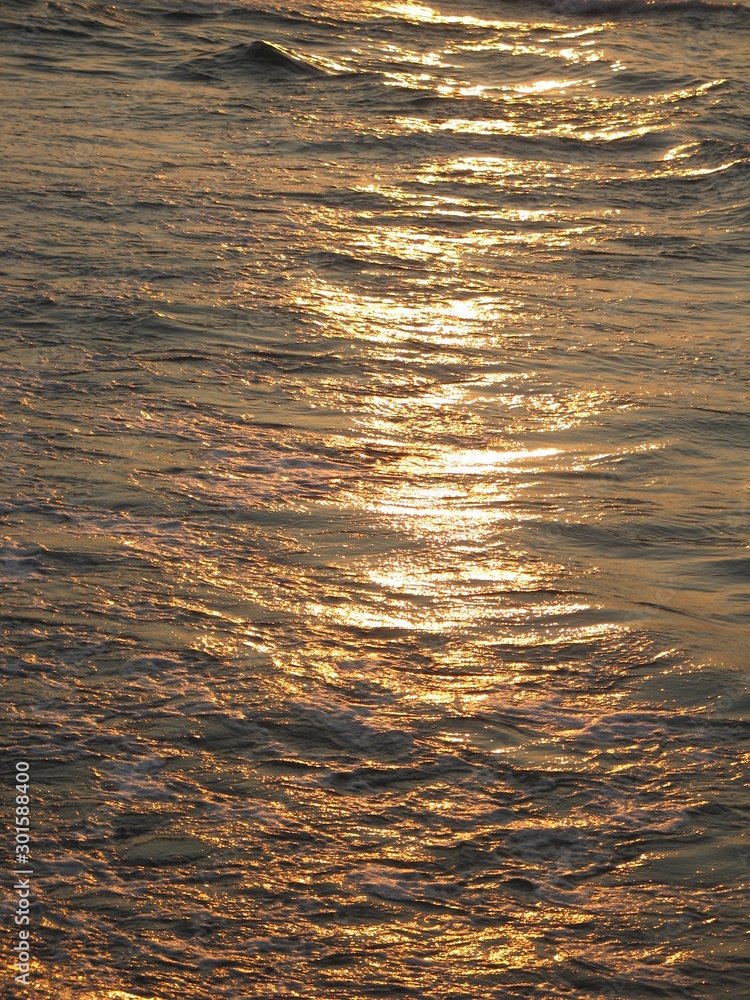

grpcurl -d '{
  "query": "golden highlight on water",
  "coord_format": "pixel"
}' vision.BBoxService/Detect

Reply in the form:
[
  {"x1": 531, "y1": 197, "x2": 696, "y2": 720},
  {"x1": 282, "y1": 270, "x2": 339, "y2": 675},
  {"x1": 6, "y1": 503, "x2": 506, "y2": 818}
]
[{"x1": 1, "y1": 0, "x2": 748, "y2": 997}]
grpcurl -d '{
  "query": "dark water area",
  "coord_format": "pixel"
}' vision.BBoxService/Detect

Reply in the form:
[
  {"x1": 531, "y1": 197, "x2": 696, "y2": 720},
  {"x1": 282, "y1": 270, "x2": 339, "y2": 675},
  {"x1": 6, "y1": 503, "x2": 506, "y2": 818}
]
[{"x1": 1, "y1": 0, "x2": 749, "y2": 996}]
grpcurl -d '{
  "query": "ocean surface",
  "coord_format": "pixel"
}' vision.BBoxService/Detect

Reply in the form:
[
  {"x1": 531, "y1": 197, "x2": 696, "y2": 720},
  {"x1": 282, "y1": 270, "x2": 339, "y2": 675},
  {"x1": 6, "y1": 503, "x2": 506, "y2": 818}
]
[{"x1": 1, "y1": 0, "x2": 749, "y2": 997}]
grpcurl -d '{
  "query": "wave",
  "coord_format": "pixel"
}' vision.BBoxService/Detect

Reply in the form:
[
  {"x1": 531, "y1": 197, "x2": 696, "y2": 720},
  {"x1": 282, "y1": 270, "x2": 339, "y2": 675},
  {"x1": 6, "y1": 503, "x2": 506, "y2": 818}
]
[
  {"x1": 175, "y1": 39, "x2": 332, "y2": 82},
  {"x1": 538, "y1": 0, "x2": 747, "y2": 16}
]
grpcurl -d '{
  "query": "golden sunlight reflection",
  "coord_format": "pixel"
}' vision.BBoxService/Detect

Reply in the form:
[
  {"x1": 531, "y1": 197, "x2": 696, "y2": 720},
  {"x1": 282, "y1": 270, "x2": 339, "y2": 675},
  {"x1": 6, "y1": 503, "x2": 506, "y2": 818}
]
[
  {"x1": 4, "y1": 0, "x2": 748, "y2": 995},
  {"x1": 294, "y1": 280, "x2": 522, "y2": 345},
  {"x1": 382, "y1": 1, "x2": 528, "y2": 30}
]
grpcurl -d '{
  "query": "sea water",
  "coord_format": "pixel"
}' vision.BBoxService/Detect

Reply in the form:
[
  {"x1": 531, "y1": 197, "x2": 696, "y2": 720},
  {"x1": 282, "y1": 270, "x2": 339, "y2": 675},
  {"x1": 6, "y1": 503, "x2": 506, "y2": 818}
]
[{"x1": 1, "y1": 0, "x2": 748, "y2": 996}]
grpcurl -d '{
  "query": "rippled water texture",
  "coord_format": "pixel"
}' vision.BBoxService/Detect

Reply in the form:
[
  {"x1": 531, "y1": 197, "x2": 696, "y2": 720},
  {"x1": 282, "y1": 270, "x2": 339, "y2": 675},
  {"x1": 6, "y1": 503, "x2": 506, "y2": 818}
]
[{"x1": 1, "y1": 0, "x2": 749, "y2": 997}]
